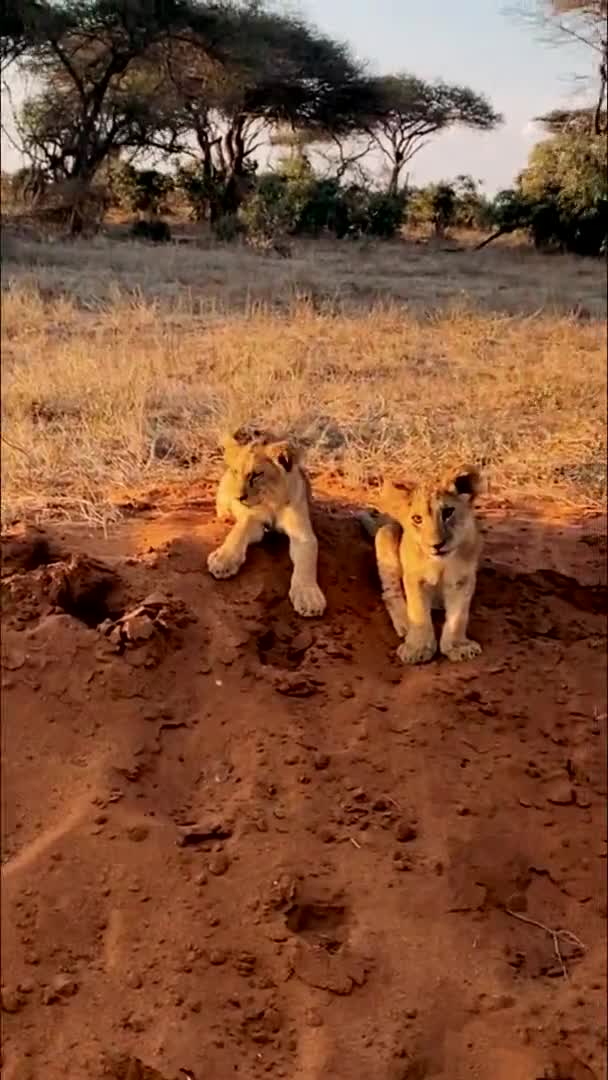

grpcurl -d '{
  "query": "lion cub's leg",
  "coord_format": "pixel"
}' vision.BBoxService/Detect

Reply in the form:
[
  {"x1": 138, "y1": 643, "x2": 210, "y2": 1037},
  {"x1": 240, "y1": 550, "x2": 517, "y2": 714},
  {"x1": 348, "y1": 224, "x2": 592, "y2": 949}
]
[
  {"x1": 439, "y1": 575, "x2": 481, "y2": 662},
  {"x1": 207, "y1": 515, "x2": 265, "y2": 579},
  {"x1": 375, "y1": 522, "x2": 408, "y2": 638},
  {"x1": 398, "y1": 575, "x2": 437, "y2": 665},
  {"x1": 278, "y1": 505, "x2": 326, "y2": 617}
]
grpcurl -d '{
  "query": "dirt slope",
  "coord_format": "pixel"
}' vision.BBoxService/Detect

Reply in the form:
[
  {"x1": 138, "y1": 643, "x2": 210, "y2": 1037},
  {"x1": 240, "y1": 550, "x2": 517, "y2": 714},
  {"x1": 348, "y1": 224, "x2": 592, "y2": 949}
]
[{"x1": 1, "y1": 485, "x2": 606, "y2": 1080}]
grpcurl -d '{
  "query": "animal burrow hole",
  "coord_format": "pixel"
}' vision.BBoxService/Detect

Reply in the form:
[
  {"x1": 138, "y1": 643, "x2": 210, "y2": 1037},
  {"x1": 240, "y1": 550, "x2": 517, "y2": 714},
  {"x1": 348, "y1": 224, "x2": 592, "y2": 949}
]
[{"x1": 49, "y1": 557, "x2": 125, "y2": 628}]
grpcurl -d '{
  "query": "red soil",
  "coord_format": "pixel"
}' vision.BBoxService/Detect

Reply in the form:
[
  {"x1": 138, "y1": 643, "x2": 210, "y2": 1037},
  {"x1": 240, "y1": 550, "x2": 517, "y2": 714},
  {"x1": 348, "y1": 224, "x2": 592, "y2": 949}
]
[{"x1": 1, "y1": 483, "x2": 606, "y2": 1080}]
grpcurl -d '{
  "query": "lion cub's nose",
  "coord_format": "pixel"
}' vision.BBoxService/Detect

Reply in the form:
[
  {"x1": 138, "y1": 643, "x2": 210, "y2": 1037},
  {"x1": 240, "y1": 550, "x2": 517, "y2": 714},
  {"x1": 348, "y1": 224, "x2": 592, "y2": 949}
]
[{"x1": 239, "y1": 492, "x2": 248, "y2": 502}]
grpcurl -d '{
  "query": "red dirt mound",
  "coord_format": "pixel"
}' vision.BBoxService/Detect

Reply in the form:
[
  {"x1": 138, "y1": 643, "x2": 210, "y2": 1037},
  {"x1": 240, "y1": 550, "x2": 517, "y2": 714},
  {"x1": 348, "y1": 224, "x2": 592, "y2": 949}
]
[{"x1": 1, "y1": 492, "x2": 606, "y2": 1080}]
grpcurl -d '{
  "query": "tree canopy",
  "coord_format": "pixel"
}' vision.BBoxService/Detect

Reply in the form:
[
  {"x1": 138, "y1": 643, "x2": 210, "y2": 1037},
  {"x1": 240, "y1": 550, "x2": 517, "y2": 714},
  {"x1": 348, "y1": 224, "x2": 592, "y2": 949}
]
[
  {"x1": 1, "y1": 0, "x2": 504, "y2": 228},
  {"x1": 363, "y1": 74, "x2": 501, "y2": 194}
]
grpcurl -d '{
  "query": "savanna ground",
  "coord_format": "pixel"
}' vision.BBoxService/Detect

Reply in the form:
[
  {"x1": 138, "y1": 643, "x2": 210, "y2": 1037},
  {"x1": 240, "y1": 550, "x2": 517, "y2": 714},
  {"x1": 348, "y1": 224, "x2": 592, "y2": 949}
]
[{"x1": 1, "y1": 225, "x2": 607, "y2": 1080}]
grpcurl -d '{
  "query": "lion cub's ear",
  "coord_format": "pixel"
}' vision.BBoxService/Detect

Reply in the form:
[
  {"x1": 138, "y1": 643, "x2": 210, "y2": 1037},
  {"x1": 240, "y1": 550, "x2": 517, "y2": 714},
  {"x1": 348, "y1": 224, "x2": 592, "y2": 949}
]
[
  {"x1": 446, "y1": 465, "x2": 481, "y2": 501},
  {"x1": 266, "y1": 440, "x2": 301, "y2": 473},
  {"x1": 380, "y1": 478, "x2": 416, "y2": 521}
]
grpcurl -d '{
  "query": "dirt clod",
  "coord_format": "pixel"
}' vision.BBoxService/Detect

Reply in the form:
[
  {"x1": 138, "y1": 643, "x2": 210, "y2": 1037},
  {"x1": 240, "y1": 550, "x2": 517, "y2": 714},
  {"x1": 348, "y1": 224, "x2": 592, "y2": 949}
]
[
  {"x1": 208, "y1": 851, "x2": 230, "y2": 876},
  {"x1": 1, "y1": 988, "x2": 24, "y2": 1013}
]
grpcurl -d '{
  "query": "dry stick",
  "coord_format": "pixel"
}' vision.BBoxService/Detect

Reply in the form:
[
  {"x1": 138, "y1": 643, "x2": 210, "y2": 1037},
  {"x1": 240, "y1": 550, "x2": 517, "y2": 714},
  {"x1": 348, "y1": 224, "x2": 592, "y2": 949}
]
[
  {"x1": 505, "y1": 907, "x2": 586, "y2": 980},
  {"x1": 0, "y1": 433, "x2": 32, "y2": 459}
]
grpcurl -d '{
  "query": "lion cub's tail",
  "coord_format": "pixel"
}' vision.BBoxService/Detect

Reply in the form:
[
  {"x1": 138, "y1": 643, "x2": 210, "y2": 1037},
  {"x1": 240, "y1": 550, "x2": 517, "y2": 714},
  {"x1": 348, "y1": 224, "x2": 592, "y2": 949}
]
[{"x1": 358, "y1": 508, "x2": 393, "y2": 541}]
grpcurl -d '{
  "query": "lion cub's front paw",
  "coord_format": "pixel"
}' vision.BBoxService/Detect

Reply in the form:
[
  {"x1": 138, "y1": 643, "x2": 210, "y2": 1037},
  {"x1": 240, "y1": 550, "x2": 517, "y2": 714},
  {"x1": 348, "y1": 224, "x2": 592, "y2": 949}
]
[
  {"x1": 441, "y1": 638, "x2": 482, "y2": 663},
  {"x1": 289, "y1": 580, "x2": 326, "y2": 618},
  {"x1": 207, "y1": 547, "x2": 244, "y2": 580},
  {"x1": 397, "y1": 634, "x2": 437, "y2": 665}
]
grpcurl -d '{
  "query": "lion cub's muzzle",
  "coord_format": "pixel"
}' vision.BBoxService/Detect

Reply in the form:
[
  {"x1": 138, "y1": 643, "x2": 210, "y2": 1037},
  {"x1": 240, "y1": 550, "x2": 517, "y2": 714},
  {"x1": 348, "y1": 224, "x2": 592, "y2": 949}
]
[{"x1": 430, "y1": 540, "x2": 451, "y2": 558}]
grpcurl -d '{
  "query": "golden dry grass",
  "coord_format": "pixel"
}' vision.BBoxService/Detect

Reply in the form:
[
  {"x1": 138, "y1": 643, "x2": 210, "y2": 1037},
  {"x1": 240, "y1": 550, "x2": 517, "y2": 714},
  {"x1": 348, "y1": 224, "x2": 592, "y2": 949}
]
[{"x1": 1, "y1": 229, "x2": 606, "y2": 525}]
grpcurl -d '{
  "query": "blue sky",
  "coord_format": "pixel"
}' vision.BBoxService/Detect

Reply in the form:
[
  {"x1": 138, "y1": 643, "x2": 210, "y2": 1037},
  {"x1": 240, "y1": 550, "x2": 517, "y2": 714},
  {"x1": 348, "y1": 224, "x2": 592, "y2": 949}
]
[{"x1": 1, "y1": 1, "x2": 592, "y2": 192}]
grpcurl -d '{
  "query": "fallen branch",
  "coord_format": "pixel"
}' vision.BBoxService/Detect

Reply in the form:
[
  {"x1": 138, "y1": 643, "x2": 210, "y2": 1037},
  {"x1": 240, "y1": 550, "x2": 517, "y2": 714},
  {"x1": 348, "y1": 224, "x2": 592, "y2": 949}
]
[{"x1": 505, "y1": 906, "x2": 586, "y2": 979}]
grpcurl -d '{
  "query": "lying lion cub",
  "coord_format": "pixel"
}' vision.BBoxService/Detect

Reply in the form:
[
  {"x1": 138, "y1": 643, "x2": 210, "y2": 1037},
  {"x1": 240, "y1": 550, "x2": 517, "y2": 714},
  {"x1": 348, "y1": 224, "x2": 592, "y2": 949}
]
[
  {"x1": 207, "y1": 430, "x2": 326, "y2": 618},
  {"x1": 371, "y1": 466, "x2": 482, "y2": 664}
]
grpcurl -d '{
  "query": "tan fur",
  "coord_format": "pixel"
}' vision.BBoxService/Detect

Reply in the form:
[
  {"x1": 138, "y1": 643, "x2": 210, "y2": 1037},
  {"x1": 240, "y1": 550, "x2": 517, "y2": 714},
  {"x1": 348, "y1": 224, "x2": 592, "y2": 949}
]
[
  {"x1": 374, "y1": 466, "x2": 483, "y2": 664},
  {"x1": 207, "y1": 430, "x2": 326, "y2": 617}
]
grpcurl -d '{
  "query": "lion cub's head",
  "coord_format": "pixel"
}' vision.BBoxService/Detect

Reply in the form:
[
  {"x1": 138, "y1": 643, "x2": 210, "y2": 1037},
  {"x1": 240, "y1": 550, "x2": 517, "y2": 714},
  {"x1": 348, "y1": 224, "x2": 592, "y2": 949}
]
[
  {"x1": 381, "y1": 465, "x2": 481, "y2": 560},
  {"x1": 220, "y1": 428, "x2": 302, "y2": 510}
]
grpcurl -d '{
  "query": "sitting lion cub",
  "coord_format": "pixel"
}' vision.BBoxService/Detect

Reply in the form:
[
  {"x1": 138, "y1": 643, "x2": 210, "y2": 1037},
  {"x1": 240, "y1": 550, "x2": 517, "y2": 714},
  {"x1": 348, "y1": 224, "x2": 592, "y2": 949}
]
[
  {"x1": 372, "y1": 466, "x2": 483, "y2": 664},
  {"x1": 207, "y1": 429, "x2": 326, "y2": 618}
]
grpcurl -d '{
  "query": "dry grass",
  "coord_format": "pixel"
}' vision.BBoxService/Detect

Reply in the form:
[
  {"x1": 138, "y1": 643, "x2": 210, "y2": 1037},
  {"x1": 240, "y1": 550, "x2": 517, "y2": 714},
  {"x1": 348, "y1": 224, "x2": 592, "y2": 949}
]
[{"x1": 1, "y1": 229, "x2": 606, "y2": 525}]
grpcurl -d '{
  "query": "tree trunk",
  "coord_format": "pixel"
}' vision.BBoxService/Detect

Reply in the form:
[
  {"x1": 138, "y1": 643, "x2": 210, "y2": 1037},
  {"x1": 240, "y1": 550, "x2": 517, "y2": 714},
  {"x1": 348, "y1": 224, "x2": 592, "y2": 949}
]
[{"x1": 474, "y1": 227, "x2": 509, "y2": 250}]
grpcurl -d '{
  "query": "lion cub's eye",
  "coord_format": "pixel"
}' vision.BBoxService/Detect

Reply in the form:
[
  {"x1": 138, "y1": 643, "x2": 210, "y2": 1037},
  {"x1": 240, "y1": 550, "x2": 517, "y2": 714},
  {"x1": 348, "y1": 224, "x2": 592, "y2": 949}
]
[
  {"x1": 411, "y1": 514, "x2": 423, "y2": 526},
  {"x1": 442, "y1": 506, "x2": 455, "y2": 522},
  {"x1": 248, "y1": 470, "x2": 263, "y2": 484}
]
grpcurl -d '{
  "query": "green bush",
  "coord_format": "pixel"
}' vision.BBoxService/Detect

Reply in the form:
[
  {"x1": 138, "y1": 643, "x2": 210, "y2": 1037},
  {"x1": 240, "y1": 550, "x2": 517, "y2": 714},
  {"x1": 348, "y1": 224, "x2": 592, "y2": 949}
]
[
  {"x1": 112, "y1": 164, "x2": 174, "y2": 217},
  {"x1": 485, "y1": 132, "x2": 607, "y2": 256},
  {"x1": 239, "y1": 165, "x2": 406, "y2": 243},
  {"x1": 409, "y1": 176, "x2": 490, "y2": 234},
  {"x1": 175, "y1": 165, "x2": 223, "y2": 222},
  {"x1": 175, "y1": 161, "x2": 258, "y2": 223}
]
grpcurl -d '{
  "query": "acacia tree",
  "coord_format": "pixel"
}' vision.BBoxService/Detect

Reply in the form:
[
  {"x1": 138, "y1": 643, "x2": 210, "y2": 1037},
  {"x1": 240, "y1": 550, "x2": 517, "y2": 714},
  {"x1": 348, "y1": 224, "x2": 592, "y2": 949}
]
[
  {"x1": 16, "y1": 60, "x2": 183, "y2": 183},
  {"x1": 3, "y1": 0, "x2": 231, "y2": 219},
  {"x1": 510, "y1": 1, "x2": 607, "y2": 133},
  {"x1": 553, "y1": 1, "x2": 607, "y2": 132},
  {"x1": 362, "y1": 74, "x2": 501, "y2": 194},
  {"x1": 165, "y1": 7, "x2": 380, "y2": 218}
]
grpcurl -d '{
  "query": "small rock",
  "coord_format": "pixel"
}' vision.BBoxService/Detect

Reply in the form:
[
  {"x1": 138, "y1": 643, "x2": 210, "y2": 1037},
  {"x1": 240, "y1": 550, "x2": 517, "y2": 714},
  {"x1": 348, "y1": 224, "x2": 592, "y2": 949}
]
[
  {"x1": 126, "y1": 971, "x2": 143, "y2": 989},
  {"x1": 52, "y1": 974, "x2": 78, "y2": 998},
  {"x1": 273, "y1": 674, "x2": 319, "y2": 698},
  {"x1": 124, "y1": 614, "x2": 155, "y2": 642},
  {"x1": 396, "y1": 821, "x2": 417, "y2": 843},
  {"x1": 318, "y1": 826, "x2": 335, "y2": 844},
  {"x1": 547, "y1": 782, "x2": 575, "y2": 806},
  {"x1": 290, "y1": 629, "x2": 313, "y2": 653},
  {"x1": 141, "y1": 591, "x2": 170, "y2": 608},
  {"x1": 209, "y1": 852, "x2": 230, "y2": 876},
  {"x1": 194, "y1": 871, "x2": 208, "y2": 886},
  {"x1": 42, "y1": 974, "x2": 78, "y2": 1004},
  {"x1": 1, "y1": 988, "x2": 23, "y2": 1013},
  {"x1": 209, "y1": 949, "x2": 227, "y2": 966}
]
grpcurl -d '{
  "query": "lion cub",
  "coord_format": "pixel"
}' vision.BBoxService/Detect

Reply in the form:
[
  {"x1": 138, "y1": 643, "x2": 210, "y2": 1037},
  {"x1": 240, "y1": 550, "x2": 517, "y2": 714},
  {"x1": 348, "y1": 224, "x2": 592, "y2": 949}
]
[
  {"x1": 207, "y1": 430, "x2": 326, "y2": 618},
  {"x1": 373, "y1": 466, "x2": 483, "y2": 664}
]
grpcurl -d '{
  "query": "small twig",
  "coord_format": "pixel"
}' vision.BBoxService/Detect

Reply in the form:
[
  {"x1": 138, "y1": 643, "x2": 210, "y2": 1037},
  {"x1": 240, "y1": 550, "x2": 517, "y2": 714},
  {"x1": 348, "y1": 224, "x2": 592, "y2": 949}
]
[
  {"x1": 349, "y1": 836, "x2": 361, "y2": 850},
  {"x1": 1, "y1": 433, "x2": 32, "y2": 459},
  {"x1": 505, "y1": 907, "x2": 586, "y2": 980}
]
